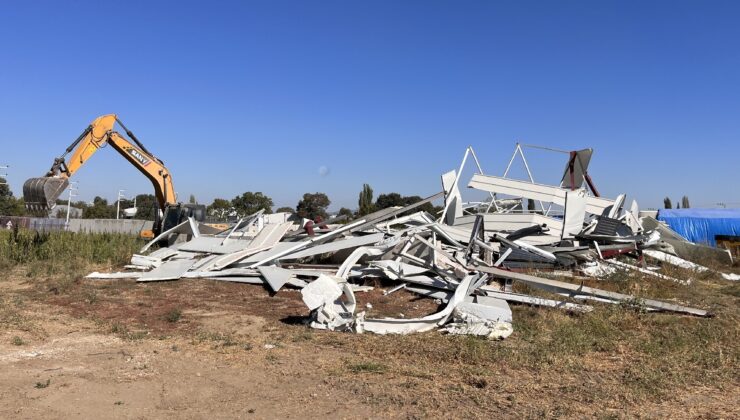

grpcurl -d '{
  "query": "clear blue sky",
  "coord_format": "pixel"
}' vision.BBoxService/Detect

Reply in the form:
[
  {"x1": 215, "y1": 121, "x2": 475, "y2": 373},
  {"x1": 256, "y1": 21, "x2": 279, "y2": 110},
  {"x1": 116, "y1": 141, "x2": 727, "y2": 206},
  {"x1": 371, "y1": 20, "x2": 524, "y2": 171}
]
[{"x1": 1, "y1": 1, "x2": 738, "y2": 211}]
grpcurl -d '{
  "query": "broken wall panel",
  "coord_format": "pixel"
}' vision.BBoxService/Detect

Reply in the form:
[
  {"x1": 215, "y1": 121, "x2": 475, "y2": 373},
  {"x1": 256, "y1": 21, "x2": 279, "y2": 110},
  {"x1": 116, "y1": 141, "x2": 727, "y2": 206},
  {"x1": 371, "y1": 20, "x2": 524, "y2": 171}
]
[
  {"x1": 560, "y1": 148, "x2": 593, "y2": 190},
  {"x1": 138, "y1": 259, "x2": 197, "y2": 282},
  {"x1": 279, "y1": 233, "x2": 385, "y2": 260},
  {"x1": 356, "y1": 275, "x2": 474, "y2": 335},
  {"x1": 441, "y1": 170, "x2": 463, "y2": 225},
  {"x1": 562, "y1": 190, "x2": 587, "y2": 239}
]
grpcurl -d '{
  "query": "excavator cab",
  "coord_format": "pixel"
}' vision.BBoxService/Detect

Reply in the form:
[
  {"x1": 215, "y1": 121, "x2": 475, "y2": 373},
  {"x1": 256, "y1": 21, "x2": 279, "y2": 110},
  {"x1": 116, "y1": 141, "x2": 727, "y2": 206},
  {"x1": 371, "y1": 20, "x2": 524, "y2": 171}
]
[
  {"x1": 161, "y1": 203, "x2": 206, "y2": 232},
  {"x1": 149, "y1": 203, "x2": 206, "y2": 245}
]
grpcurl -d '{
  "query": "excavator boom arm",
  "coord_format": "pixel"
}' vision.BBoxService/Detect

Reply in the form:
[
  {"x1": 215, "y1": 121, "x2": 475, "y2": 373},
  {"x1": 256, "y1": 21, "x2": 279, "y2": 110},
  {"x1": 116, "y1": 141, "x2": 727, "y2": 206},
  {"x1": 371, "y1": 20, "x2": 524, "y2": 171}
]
[
  {"x1": 106, "y1": 132, "x2": 176, "y2": 209},
  {"x1": 57, "y1": 114, "x2": 117, "y2": 177},
  {"x1": 23, "y1": 114, "x2": 176, "y2": 213}
]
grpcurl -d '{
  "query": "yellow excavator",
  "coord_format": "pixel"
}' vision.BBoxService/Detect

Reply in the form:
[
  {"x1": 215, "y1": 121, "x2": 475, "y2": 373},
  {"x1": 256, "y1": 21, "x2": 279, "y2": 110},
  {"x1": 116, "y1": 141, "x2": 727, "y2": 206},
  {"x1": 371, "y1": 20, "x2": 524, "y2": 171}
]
[{"x1": 23, "y1": 114, "x2": 205, "y2": 238}]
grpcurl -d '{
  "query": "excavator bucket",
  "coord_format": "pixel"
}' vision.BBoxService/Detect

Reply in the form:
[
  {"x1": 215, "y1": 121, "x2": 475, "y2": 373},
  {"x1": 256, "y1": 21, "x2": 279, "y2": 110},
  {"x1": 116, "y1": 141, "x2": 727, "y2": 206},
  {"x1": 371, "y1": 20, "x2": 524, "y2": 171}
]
[{"x1": 23, "y1": 177, "x2": 69, "y2": 214}]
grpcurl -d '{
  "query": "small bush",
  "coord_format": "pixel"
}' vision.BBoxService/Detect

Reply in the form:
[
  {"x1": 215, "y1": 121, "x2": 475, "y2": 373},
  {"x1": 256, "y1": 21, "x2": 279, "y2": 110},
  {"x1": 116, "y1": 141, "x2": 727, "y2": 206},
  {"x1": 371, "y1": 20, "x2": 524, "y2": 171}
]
[
  {"x1": 465, "y1": 375, "x2": 488, "y2": 389},
  {"x1": 110, "y1": 322, "x2": 127, "y2": 335},
  {"x1": 165, "y1": 308, "x2": 182, "y2": 323}
]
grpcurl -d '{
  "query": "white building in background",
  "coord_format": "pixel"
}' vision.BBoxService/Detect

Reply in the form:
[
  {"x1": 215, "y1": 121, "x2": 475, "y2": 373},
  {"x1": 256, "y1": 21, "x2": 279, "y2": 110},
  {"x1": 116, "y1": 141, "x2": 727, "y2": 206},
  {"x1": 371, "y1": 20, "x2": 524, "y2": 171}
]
[
  {"x1": 123, "y1": 207, "x2": 138, "y2": 218},
  {"x1": 49, "y1": 205, "x2": 83, "y2": 219}
]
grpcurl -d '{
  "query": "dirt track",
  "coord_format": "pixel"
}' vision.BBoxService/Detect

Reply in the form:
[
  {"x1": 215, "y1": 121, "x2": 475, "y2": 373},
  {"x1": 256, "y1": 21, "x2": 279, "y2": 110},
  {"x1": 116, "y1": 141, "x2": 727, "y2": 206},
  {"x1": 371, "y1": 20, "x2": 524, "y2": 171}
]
[{"x1": 0, "y1": 277, "x2": 438, "y2": 418}]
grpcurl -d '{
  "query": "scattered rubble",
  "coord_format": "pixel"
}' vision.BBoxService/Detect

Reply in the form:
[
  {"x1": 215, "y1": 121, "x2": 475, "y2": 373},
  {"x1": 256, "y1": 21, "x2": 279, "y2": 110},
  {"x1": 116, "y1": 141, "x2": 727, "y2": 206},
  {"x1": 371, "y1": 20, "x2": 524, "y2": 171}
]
[{"x1": 88, "y1": 144, "x2": 735, "y2": 339}]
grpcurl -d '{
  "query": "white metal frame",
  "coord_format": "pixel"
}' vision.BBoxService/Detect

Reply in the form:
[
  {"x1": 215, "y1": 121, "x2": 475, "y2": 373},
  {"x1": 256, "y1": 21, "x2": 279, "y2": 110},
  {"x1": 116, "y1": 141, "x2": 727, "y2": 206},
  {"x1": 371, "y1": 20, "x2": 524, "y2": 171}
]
[
  {"x1": 64, "y1": 181, "x2": 79, "y2": 230},
  {"x1": 438, "y1": 146, "x2": 496, "y2": 223},
  {"x1": 116, "y1": 189, "x2": 126, "y2": 220}
]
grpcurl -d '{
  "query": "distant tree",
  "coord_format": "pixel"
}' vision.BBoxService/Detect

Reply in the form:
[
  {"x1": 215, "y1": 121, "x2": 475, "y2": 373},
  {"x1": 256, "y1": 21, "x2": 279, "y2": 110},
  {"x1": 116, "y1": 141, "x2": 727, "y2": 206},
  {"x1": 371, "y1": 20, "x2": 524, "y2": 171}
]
[
  {"x1": 9, "y1": 198, "x2": 26, "y2": 216},
  {"x1": 231, "y1": 192, "x2": 273, "y2": 217},
  {"x1": 275, "y1": 206, "x2": 295, "y2": 214},
  {"x1": 0, "y1": 179, "x2": 10, "y2": 199},
  {"x1": 188, "y1": 194, "x2": 197, "y2": 204},
  {"x1": 375, "y1": 192, "x2": 435, "y2": 216},
  {"x1": 296, "y1": 192, "x2": 330, "y2": 220},
  {"x1": 206, "y1": 198, "x2": 233, "y2": 220},
  {"x1": 401, "y1": 195, "x2": 435, "y2": 215},
  {"x1": 0, "y1": 178, "x2": 25, "y2": 216},
  {"x1": 133, "y1": 194, "x2": 159, "y2": 221},
  {"x1": 681, "y1": 196, "x2": 690, "y2": 209},
  {"x1": 337, "y1": 207, "x2": 354, "y2": 218},
  {"x1": 376, "y1": 192, "x2": 404, "y2": 209},
  {"x1": 83, "y1": 196, "x2": 115, "y2": 219},
  {"x1": 664, "y1": 197, "x2": 673, "y2": 209},
  {"x1": 72, "y1": 200, "x2": 89, "y2": 209},
  {"x1": 358, "y1": 184, "x2": 374, "y2": 216}
]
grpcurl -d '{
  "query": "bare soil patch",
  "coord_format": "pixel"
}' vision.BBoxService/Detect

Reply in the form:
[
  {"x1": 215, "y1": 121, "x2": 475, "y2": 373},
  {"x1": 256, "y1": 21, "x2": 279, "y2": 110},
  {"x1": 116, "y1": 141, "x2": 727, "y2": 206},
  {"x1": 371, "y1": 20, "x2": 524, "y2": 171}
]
[{"x1": 1, "y1": 264, "x2": 738, "y2": 418}]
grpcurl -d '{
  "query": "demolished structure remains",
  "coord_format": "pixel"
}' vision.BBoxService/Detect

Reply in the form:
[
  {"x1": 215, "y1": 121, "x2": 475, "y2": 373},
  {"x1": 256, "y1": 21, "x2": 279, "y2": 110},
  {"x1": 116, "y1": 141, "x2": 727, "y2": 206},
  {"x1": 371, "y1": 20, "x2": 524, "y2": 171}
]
[{"x1": 87, "y1": 144, "x2": 737, "y2": 339}]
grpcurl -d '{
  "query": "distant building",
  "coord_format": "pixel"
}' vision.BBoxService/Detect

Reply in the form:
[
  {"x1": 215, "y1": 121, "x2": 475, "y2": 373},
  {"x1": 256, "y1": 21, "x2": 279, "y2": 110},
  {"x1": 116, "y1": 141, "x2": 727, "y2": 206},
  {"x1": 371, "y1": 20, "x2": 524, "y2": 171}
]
[
  {"x1": 50, "y1": 205, "x2": 83, "y2": 219},
  {"x1": 262, "y1": 212, "x2": 294, "y2": 224}
]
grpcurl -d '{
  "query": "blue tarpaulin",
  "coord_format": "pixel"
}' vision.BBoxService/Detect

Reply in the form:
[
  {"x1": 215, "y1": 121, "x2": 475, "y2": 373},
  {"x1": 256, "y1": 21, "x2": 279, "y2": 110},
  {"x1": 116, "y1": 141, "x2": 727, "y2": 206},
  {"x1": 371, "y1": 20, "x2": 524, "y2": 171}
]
[{"x1": 657, "y1": 209, "x2": 740, "y2": 246}]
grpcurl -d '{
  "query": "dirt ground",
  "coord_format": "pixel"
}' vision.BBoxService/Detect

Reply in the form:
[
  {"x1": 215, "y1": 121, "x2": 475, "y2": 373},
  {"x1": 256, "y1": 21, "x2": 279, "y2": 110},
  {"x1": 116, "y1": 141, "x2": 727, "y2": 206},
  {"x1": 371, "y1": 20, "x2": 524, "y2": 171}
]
[{"x1": 1, "y1": 265, "x2": 738, "y2": 419}]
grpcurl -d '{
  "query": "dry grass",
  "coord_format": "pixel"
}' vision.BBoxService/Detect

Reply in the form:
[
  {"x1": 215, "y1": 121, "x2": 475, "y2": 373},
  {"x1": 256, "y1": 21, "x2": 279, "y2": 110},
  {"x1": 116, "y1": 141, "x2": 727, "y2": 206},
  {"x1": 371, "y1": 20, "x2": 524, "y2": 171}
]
[
  {"x1": 0, "y1": 229, "x2": 738, "y2": 417},
  {"x1": 0, "y1": 228, "x2": 140, "y2": 274}
]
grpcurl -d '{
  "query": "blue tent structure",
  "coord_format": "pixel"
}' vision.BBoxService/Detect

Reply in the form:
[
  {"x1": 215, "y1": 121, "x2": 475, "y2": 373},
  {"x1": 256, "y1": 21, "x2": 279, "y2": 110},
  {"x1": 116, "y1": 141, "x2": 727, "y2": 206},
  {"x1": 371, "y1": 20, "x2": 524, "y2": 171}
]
[{"x1": 657, "y1": 209, "x2": 740, "y2": 247}]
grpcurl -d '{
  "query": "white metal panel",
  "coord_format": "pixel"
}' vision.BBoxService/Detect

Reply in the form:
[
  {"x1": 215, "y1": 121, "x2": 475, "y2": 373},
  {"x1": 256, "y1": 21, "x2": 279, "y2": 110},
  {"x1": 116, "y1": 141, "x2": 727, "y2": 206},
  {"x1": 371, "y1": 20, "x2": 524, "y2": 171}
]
[
  {"x1": 468, "y1": 174, "x2": 613, "y2": 215},
  {"x1": 454, "y1": 213, "x2": 563, "y2": 232},
  {"x1": 202, "y1": 222, "x2": 293, "y2": 270},
  {"x1": 562, "y1": 190, "x2": 587, "y2": 239},
  {"x1": 138, "y1": 259, "x2": 197, "y2": 282},
  {"x1": 174, "y1": 237, "x2": 252, "y2": 254},
  {"x1": 468, "y1": 174, "x2": 566, "y2": 203},
  {"x1": 441, "y1": 170, "x2": 463, "y2": 225},
  {"x1": 280, "y1": 232, "x2": 385, "y2": 260}
]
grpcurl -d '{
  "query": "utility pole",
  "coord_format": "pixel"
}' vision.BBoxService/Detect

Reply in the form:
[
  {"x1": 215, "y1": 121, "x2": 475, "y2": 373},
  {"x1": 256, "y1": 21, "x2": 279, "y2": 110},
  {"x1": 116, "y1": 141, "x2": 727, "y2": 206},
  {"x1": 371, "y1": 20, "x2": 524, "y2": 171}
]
[
  {"x1": 0, "y1": 165, "x2": 8, "y2": 228},
  {"x1": 116, "y1": 189, "x2": 126, "y2": 220},
  {"x1": 65, "y1": 181, "x2": 79, "y2": 230}
]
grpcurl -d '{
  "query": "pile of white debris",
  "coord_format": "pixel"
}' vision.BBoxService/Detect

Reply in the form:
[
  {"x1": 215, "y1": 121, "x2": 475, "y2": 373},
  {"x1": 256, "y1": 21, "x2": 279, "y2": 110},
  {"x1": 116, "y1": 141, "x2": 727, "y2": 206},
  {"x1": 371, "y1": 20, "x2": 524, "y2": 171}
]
[{"x1": 89, "y1": 144, "x2": 740, "y2": 338}]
